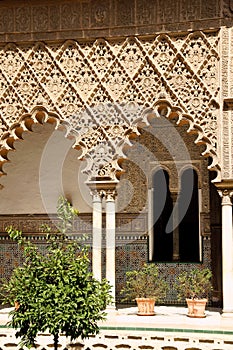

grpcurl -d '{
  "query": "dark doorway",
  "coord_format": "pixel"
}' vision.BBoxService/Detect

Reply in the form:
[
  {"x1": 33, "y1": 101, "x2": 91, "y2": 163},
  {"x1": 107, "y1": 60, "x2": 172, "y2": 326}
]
[
  {"x1": 179, "y1": 168, "x2": 200, "y2": 262},
  {"x1": 153, "y1": 169, "x2": 173, "y2": 261}
]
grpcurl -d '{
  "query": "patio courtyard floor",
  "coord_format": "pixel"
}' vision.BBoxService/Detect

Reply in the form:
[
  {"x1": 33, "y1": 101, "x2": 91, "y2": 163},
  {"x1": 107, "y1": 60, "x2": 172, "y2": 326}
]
[
  {"x1": 0, "y1": 305, "x2": 233, "y2": 349},
  {"x1": 103, "y1": 305, "x2": 233, "y2": 331}
]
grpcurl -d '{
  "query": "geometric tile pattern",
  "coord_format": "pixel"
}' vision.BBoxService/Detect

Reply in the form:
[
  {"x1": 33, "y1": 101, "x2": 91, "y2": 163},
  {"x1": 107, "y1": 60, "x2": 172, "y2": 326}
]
[{"x1": 0, "y1": 214, "x2": 211, "y2": 304}]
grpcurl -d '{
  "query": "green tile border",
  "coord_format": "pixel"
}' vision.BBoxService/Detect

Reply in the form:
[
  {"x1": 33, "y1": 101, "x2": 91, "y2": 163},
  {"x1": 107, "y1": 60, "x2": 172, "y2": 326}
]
[
  {"x1": 0, "y1": 324, "x2": 233, "y2": 336},
  {"x1": 100, "y1": 326, "x2": 233, "y2": 335}
]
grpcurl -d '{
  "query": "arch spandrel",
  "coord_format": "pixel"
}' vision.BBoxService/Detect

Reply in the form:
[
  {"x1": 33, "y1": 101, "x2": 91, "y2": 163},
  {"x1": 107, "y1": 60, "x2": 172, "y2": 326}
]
[
  {"x1": 76, "y1": 101, "x2": 220, "y2": 183},
  {"x1": 0, "y1": 34, "x2": 219, "y2": 125},
  {"x1": 0, "y1": 101, "x2": 221, "y2": 185},
  {"x1": 0, "y1": 32, "x2": 222, "y2": 183}
]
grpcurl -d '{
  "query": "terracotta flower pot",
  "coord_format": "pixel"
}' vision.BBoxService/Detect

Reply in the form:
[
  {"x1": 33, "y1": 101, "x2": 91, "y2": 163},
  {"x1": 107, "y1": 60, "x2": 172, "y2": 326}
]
[
  {"x1": 14, "y1": 301, "x2": 20, "y2": 310},
  {"x1": 136, "y1": 298, "x2": 155, "y2": 316},
  {"x1": 186, "y1": 298, "x2": 208, "y2": 318}
]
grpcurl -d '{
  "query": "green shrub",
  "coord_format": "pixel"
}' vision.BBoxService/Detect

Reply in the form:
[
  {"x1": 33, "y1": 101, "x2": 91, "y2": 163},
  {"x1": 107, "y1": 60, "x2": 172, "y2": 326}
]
[
  {"x1": 175, "y1": 268, "x2": 213, "y2": 300},
  {"x1": 1, "y1": 196, "x2": 112, "y2": 350},
  {"x1": 120, "y1": 263, "x2": 168, "y2": 302}
]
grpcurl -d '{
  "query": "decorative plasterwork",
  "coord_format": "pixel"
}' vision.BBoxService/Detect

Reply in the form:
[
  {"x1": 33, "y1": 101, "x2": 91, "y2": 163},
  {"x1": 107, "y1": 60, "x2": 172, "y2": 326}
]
[
  {"x1": 0, "y1": 0, "x2": 228, "y2": 42},
  {"x1": 0, "y1": 32, "x2": 220, "y2": 181}
]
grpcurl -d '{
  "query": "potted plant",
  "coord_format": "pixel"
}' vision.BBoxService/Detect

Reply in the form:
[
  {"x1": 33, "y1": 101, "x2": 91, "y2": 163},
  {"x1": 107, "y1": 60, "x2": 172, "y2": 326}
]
[
  {"x1": 175, "y1": 268, "x2": 213, "y2": 318},
  {"x1": 0, "y1": 196, "x2": 112, "y2": 350},
  {"x1": 120, "y1": 263, "x2": 168, "y2": 316}
]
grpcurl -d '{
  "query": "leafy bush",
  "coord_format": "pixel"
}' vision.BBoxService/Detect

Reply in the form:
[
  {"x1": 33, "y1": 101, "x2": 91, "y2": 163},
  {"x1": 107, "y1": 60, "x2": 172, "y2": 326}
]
[
  {"x1": 120, "y1": 263, "x2": 168, "y2": 302},
  {"x1": 1, "y1": 196, "x2": 112, "y2": 350},
  {"x1": 175, "y1": 268, "x2": 213, "y2": 300}
]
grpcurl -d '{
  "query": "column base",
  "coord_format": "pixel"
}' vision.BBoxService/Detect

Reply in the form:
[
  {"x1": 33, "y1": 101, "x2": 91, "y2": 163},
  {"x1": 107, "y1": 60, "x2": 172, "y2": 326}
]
[
  {"x1": 221, "y1": 310, "x2": 233, "y2": 317},
  {"x1": 106, "y1": 304, "x2": 117, "y2": 316}
]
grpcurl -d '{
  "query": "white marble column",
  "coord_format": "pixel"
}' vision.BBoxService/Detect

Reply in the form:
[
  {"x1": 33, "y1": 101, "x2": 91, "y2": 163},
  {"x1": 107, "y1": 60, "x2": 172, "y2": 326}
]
[
  {"x1": 105, "y1": 188, "x2": 117, "y2": 307},
  {"x1": 218, "y1": 189, "x2": 233, "y2": 316},
  {"x1": 91, "y1": 189, "x2": 102, "y2": 281}
]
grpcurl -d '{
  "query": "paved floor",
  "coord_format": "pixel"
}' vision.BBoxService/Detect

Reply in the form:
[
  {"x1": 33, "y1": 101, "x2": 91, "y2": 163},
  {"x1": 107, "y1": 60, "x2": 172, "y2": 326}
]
[
  {"x1": 101, "y1": 306, "x2": 233, "y2": 333},
  {"x1": 0, "y1": 306, "x2": 233, "y2": 350},
  {"x1": 1, "y1": 305, "x2": 233, "y2": 332}
]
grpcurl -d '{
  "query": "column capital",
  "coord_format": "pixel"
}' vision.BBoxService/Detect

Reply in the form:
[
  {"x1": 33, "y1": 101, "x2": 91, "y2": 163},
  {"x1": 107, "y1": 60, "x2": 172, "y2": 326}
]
[
  {"x1": 223, "y1": 97, "x2": 233, "y2": 110},
  {"x1": 87, "y1": 180, "x2": 118, "y2": 201},
  {"x1": 89, "y1": 188, "x2": 103, "y2": 201},
  {"x1": 218, "y1": 189, "x2": 233, "y2": 205},
  {"x1": 102, "y1": 188, "x2": 117, "y2": 201}
]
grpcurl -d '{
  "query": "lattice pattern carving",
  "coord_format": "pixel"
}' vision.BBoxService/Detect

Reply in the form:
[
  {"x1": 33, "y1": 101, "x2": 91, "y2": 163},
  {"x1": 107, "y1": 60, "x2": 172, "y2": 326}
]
[{"x1": 0, "y1": 32, "x2": 220, "y2": 180}]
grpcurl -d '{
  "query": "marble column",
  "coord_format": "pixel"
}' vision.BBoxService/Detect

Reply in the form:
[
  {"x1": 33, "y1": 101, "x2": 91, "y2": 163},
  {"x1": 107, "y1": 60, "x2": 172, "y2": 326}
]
[
  {"x1": 91, "y1": 189, "x2": 103, "y2": 281},
  {"x1": 105, "y1": 188, "x2": 117, "y2": 307},
  {"x1": 218, "y1": 189, "x2": 233, "y2": 316}
]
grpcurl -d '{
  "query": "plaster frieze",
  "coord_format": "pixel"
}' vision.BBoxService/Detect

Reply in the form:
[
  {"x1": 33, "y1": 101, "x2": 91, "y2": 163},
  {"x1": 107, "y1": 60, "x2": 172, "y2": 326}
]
[
  {"x1": 0, "y1": 1, "x2": 227, "y2": 42},
  {"x1": 0, "y1": 32, "x2": 220, "y2": 181}
]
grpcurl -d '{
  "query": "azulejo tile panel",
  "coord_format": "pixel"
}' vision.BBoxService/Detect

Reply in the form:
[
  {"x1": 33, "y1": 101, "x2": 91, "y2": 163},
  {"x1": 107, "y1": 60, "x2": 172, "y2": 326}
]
[{"x1": 0, "y1": 214, "x2": 211, "y2": 304}]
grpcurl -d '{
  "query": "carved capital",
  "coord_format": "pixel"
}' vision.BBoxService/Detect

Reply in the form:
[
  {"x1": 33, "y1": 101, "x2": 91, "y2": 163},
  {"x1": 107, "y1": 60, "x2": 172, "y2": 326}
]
[
  {"x1": 87, "y1": 180, "x2": 118, "y2": 202},
  {"x1": 102, "y1": 188, "x2": 117, "y2": 202},
  {"x1": 89, "y1": 188, "x2": 103, "y2": 202},
  {"x1": 218, "y1": 189, "x2": 233, "y2": 205}
]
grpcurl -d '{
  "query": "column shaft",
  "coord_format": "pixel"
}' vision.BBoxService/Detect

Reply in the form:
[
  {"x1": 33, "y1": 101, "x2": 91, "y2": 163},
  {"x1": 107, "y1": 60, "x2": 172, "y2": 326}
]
[
  {"x1": 92, "y1": 192, "x2": 102, "y2": 281},
  {"x1": 221, "y1": 191, "x2": 233, "y2": 315},
  {"x1": 106, "y1": 193, "x2": 116, "y2": 305}
]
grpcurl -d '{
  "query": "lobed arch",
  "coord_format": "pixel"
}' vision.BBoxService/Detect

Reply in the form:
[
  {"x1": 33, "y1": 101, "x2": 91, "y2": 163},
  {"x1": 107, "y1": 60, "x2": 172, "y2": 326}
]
[
  {"x1": 0, "y1": 106, "x2": 79, "y2": 179},
  {"x1": 0, "y1": 100, "x2": 221, "y2": 185},
  {"x1": 119, "y1": 100, "x2": 221, "y2": 182}
]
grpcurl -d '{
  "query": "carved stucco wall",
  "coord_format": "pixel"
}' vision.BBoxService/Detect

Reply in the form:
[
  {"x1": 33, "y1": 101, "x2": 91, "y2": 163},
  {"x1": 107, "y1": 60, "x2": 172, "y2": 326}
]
[
  {"x1": 1, "y1": 0, "x2": 233, "y2": 184},
  {"x1": 0, "y1": 0, "x2": 227, "y2": 302},
  {"x1": 221, "y1": 26, "x2": 233, "y2": 179},
  {"x1": 0, "y1": 31, "x2": 221, "y2": 183},
  {"x1": 0, "y1": 0, "x2": 231, "y2": 42}
]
